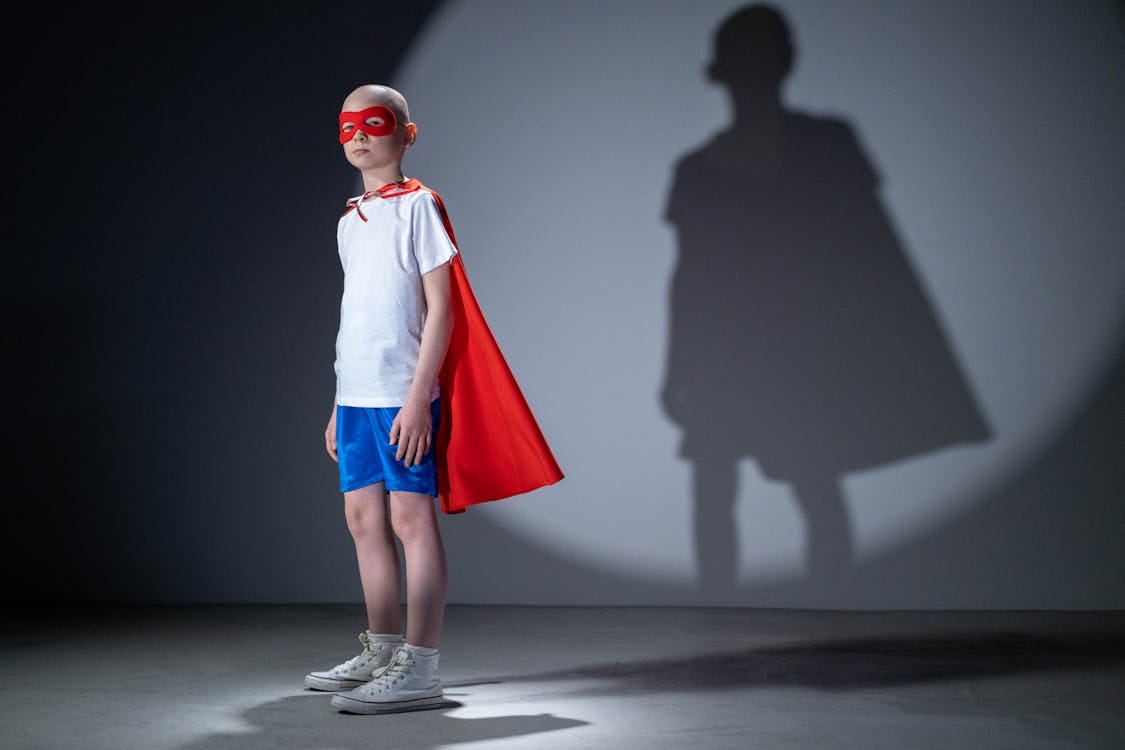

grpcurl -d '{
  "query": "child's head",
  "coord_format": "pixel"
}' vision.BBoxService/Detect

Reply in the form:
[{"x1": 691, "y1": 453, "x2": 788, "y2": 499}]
[{"x1": 339, "y1": 84, "x2": 417, "y2": 173}]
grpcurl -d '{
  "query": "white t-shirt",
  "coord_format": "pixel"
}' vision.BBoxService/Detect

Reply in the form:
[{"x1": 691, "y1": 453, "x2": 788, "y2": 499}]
[{"x1": 334, "y1": 187, "x2": 459, "y2": 407}]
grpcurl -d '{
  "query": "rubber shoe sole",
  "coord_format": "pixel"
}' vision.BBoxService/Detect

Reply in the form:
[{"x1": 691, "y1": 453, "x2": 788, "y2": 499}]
[
  {"x1": 305, "y1": 673, "x2": 370, "y2": 691},
  {"x1": 330, "y1": 692, "x2": 445, "y2": 714}
]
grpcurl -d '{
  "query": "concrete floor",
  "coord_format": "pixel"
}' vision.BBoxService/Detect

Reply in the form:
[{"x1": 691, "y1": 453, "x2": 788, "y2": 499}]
[{"x1": 3, "y1": 604, "x2": 1124, "y2": 749}]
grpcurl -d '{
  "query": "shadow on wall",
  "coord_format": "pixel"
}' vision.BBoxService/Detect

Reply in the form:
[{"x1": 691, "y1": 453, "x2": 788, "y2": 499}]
[
  {"x1": 660, "y1": 5, "x2": 990, "y2": 592},
  {"x1": 9, "y1": 2, "x2": 1123, "y2": 609}
]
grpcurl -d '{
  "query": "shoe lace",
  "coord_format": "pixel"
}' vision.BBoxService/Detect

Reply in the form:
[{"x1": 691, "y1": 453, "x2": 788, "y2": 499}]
[
  {"x1": 336, "y1": 632, "x2": 380, "y2": 672},
  {"x1": 371, "y1": 648, "x2": 415, "y2": 688}
]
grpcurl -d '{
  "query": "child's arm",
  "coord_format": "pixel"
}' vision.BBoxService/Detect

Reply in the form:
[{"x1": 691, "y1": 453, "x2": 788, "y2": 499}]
[
  {"x1": 389, "y1": 261, "x2": 454, "y2": 467},
  {"x1": 325, "y1": 397, "x2": 338, "y2": 463}
]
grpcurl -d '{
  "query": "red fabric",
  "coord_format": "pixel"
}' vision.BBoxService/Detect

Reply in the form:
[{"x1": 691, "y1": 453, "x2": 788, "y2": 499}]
[
  {"x1": 359, "y1": 179, "x2": 563, "y2": 513},
  {"x1": 338, "y1": 105, "x2": 397, "y2": 143},
  {"x1": 342, "y1": 180, "x2": 420, "y2": 222}
]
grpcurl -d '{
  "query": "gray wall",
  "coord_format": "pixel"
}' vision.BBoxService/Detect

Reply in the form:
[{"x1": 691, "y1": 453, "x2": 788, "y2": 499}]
[{"x1": 5, "y1": 0, "x2": 1123, "y2": 609}]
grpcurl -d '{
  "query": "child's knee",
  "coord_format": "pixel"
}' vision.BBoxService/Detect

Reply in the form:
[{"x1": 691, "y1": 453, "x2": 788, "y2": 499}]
[
  {"x1": 343, "y1": 486, "x2": 388, "y2": 539},
  {"x1": 389, "y1": 493, "x2": 437, "y2": 543},
  {"x1": 345, "y1": 509, "x2": 381, "y2": 540},
  {"x1": 389, "y1": 509, "x2": 422, "y2": 543}
]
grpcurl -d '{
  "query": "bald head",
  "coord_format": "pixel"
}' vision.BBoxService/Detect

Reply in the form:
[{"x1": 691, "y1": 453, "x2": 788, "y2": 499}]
[{"x1": 341, "y1": 84, "x2": 411, "y2": 126}]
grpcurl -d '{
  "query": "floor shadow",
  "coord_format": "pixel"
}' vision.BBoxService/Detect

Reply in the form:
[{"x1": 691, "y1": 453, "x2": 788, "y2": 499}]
[
  {"x1": 661, "y1": 4, "x2": 991, "y2": 594},
  {"x1": 175, "y1": 693, "x2": 586, "y2": 750},
  {"x1": 479, "y1": 628, "x2": 1125, "y2": 697}
]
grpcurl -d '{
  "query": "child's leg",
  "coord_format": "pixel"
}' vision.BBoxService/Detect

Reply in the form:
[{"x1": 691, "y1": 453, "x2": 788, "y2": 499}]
[
  {"x1": 389, "y1": 490, "x2": 447, "y2": 648},
  {"x1": 344, "y1": 481, "x2": 402, "y2": 634}
]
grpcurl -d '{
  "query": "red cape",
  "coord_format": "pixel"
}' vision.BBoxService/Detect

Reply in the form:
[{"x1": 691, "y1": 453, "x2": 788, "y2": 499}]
[{"x1": 358, "y1": 179, "x2": 563, "y2": 513}]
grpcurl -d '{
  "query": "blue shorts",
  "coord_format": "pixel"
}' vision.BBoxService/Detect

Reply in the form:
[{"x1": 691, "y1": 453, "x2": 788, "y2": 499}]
[{"x1": 336, "y1": 399, "x2": 441, "y2": 496}]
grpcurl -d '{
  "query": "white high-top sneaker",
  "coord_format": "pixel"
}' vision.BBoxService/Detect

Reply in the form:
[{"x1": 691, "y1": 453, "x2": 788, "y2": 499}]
[
  {"x1": 305, "y1": 631, "x2": 401, "y2": 691},
  {"x1": 331, "y1": 644, "x2": 444, "y2": 714}
]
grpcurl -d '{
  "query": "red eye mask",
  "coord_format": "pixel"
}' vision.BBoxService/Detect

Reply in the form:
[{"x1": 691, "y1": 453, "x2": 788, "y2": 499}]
[{"x1": 338, "y1": 105, "x2": 398, "y2": 144}]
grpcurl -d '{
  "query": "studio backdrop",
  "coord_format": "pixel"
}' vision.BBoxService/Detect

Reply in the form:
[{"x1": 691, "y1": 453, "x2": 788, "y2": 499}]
[{"x1": 6, "y1": 0, "x2": 1123, "y2": 609}]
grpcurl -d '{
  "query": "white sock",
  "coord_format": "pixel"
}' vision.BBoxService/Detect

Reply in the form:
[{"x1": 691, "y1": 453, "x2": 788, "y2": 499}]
[
  {"x1": 403, "y1": 642, "x2": 439, "y2": 658},
  {"x1": 366, "y1": 630, "x2": 404, "y2": 643}
]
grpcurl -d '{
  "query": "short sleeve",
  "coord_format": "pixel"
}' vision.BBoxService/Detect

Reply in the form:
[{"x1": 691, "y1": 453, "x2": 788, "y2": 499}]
[{"x1": 412, "y1": 192, "x2": 459, "y2": 275}]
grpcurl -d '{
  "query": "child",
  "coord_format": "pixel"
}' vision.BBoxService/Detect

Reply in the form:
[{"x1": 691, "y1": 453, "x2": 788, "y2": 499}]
[{"x1": 304, "y1": 84, "x2": 562, "y2": 715}]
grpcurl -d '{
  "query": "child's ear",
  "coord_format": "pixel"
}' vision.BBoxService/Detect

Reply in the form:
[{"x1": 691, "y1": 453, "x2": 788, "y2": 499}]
[{"x1": 404, "y1": 122, "x2": 418, "y2": 148}]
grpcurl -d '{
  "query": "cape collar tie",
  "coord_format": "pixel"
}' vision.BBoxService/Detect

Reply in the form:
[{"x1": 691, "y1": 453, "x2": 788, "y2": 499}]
[{"x1": 342, "y1": 178, "x2": 419, "y2": 222}]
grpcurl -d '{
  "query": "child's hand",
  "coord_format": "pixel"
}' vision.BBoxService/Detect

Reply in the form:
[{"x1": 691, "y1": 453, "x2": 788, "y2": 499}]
[
  {"x1": 325, "y1": 407, "x2": 338, "y2": 463},
  {"x1": 388, "y1": 400, "x2": 432, "y2": 467}
]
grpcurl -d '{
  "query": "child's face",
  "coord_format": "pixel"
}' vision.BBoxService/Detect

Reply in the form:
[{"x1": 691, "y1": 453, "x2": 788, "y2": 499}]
[
  {"x1": 339, "y1": 105, "x2": 397, "y2": 143},
  {"x1": 339, "y1": 101, "x2": 415, "y2": 171}
]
